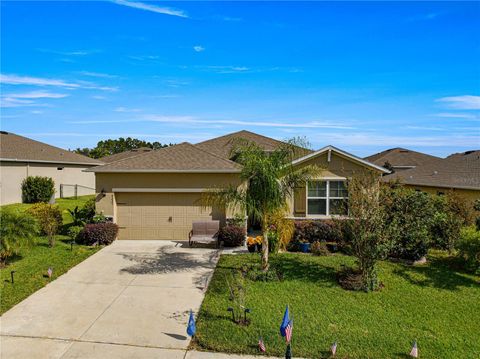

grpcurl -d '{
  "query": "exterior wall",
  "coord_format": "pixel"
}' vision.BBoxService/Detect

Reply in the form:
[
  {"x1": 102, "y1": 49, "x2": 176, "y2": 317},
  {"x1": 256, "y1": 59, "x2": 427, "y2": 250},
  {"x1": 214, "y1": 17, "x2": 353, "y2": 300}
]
[
  {"x1": 287, "y1": 152, "x2": 384, "y2": 218},
  {"x1": 404, "y1": 184, "x2": 480, "y2": 203},
  {"x1": 94, "y1": 172, "x2": 243, "y2": 223},
  {"x1": 0, "y1": 161, "x2": 97, "y2": 205}
]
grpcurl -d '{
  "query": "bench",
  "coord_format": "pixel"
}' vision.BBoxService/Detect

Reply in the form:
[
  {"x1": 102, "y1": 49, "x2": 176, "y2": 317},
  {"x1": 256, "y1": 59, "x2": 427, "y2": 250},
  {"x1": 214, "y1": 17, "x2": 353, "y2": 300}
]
[{"x1": 188, "y1": 220, "x2": 220, "y2": 247}]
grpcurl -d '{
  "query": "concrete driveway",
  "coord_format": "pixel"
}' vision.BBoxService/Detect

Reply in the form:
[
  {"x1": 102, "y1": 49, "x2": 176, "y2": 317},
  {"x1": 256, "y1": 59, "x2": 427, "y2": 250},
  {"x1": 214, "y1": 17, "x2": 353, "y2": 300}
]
[{"x1": 1, "y1": 240, "x2": 219, "y2": 358}]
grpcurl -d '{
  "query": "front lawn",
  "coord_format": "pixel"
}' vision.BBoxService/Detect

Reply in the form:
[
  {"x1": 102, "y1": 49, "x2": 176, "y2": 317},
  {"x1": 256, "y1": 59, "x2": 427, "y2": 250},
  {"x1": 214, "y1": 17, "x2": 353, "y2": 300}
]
[
  {"x1": 0, "y1": 196, "x2": 100, "y2": 314},
  {"x1": 195, "y1": 252, "x2": 480, "y2": 358}
]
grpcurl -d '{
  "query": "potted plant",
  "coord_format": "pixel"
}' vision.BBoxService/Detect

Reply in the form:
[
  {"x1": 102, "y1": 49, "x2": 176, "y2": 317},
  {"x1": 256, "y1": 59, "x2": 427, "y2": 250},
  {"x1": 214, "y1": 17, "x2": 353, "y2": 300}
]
[
  {"x1": 247, "y1": 236, "x2": 263, "y2": 253},
  {"x1": 299, "y1": 239, "x2": 311, "y2": 253}
]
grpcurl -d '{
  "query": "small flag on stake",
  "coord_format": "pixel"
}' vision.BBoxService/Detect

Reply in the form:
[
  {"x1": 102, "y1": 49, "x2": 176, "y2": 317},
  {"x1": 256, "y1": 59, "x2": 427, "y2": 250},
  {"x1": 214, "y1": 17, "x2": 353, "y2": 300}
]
[
  {"x1": 47, "y1": 267, "x2": 53, "y2": 278},
  {"x1": 280, "y1": 305, "x2": 290, "y2": 337},
  {"x1": 285, "y1": 318, "x2": 293, "y2": 343},
  {"x1": 186, "y1": 310, "x2": 196, "y2": 337},
  {"x1": 410, "y1": 340, "x2": 418, "y2": 358},
  {"x1": 331, "y1": 341, "x2": 337, "y2": 356},
  {"x1": 258, "y1": 337, "x2": 266, "y2": 352}
]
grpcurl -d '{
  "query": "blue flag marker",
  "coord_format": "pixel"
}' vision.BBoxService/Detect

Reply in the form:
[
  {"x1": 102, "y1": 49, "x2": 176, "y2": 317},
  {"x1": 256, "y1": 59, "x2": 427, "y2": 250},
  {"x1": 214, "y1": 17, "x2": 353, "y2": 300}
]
[
  {"x1": 187, "y1": 310, "x2": 196, "y2": 337},
  {"x1": 280, "y1": 305, "x2": 290, "y2": 337}
]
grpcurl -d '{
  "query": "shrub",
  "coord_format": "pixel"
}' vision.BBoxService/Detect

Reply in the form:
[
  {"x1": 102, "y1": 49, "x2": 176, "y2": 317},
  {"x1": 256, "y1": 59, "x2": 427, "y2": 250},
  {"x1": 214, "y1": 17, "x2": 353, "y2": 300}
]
[
  {"x1": 226, "y1": 214, "x2": 247, "y2": 227},
  {"x1": 267, "y1": 230, "x2": 280, "y2": 254},
  {"x1": 293, "y1": 220, "x2": 342, "y2": 244},
  {"x1": 67, "y1": 225, "x2": 83, "y2": 242},
  {"x1": 266, "y1": 210, "x2": 295, "y2": 250},
  {"x1": 430, "y1": 195, "x2": 463, "y2": 252},
  {"x1": 82, "y1": 198, "x2": 96, "y2": 222},
  {"x1": 27, "y1": 203, "x2": 62, "y2": 247},
  {"x1": 77, "y1": 223, "x2": 119, "y2": 246},
  {"x1": 456, "y1": 226, "x2": 480, "y2": 273},
  {"x1": 21, "y1": 176, "x2": 55, "y2": 203},
  {"x1": 0, "y1": 211, "x2": 38, "y2": 263},
  {"x1": 385, "y1": 189, "x2": 434, "y2": 261},
  {"x1": 218, "y1": 225, "x2": 246, "y2": 247},
  {"x1": 311, "y1": 241, "x2": 329, "y2": 256}
]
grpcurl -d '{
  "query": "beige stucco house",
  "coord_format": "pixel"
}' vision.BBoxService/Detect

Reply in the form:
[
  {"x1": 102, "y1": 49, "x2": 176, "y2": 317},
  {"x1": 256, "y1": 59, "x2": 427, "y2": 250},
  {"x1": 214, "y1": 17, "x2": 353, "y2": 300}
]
[
  {"x1": 90, "y1": 131, "x2": 388, "y2": 240},
  {"x1": 0, "y1": 131, "x2": 102, "y2": 205}
]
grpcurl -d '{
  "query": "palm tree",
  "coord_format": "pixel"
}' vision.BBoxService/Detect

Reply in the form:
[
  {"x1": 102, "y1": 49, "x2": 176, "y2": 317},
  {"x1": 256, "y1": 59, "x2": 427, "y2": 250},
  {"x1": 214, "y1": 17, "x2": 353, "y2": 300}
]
[
  {"x1": 0, "y1": 210, "x2": 38, "y2": 264},
  {"x1": 203, "y1": 138, "x2": 320, "y2": 271}
]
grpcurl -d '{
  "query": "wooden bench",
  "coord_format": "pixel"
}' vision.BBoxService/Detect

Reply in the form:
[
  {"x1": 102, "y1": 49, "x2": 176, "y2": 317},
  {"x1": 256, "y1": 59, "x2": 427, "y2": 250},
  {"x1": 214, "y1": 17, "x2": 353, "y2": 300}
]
[{"x1": 188, "y1": 220, "x2": 220, "y2": 247}]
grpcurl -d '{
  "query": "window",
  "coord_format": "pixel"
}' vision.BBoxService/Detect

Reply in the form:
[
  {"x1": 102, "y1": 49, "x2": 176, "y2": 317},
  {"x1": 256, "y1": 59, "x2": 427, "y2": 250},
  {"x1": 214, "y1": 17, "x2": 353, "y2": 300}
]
[{"x1": 307, "y1": 180, "x2": 348, "y2": 216}]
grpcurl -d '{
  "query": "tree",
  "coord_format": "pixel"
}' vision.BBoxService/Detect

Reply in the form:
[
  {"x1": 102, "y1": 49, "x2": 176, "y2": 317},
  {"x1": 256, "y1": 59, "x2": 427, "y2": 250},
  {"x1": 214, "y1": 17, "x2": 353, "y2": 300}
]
[
  {"x1": 27, "y1": 203, "x2": 62, "y2": 247},
  {"x1": 0, "y1": 211, "x2": 38, "y2": 264},
  {"x1": 74, "y1": 137, "x2": 172, "y2": 158},
  {"x1": 346, "y1": 171, "x2": 391, "y2": 291},
  {"x1": 202, "y1": 138, "x2": 319, "y2": 271}
]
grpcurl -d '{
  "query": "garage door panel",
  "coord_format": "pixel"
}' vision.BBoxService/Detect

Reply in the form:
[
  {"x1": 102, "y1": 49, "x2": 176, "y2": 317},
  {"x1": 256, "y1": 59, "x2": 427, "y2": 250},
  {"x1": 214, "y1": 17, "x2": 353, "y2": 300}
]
[{"x1": 116, "y1": 192, "x2": 220, "y2": 240}]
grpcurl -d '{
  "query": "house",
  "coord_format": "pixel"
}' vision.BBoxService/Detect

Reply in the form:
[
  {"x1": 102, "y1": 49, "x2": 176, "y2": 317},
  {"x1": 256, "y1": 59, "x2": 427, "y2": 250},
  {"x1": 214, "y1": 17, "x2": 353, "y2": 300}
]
[
  {"x1": 364, "y1": 147, "x2": 441, "y2": 172},
  {"x1": 0, "y1": 131, "x2": 102, "y2": 205},
  {"x1": 99, "y1": 147, "x2": 153, "y2": 163},
  {"x1": 383, "y1": 149, "x2": 480, "y2": 201},
  {"x1": 90, "y1": 130, "x2": 388, "y2": 240}
]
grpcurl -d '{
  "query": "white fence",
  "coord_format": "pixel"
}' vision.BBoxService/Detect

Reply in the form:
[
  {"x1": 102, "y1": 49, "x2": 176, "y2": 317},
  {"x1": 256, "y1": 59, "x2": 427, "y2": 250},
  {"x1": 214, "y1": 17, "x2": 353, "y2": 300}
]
[{"x1": 59, "y1": 184, "x2": 95, "y2": 198}]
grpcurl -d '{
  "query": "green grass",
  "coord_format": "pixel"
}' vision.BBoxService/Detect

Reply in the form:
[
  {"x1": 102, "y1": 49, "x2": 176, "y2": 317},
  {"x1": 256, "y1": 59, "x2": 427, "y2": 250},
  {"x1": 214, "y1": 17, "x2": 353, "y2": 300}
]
[
  {"x1": 0, "y1": 196, "x2": 100, "y2": 314},
  {"x1": 195, "y1": 252, "x2": 480, "y2": 358}
]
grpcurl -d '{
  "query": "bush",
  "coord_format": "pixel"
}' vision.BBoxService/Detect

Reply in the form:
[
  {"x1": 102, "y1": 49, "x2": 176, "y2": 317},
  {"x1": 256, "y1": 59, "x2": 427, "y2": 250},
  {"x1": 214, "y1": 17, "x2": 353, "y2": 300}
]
[
  {"x1": 77, "y1": 223, "x2": 119, "y2": 246},
  {"x1": 267, "y1": 230, "x2": 280, "y2": 254},
  {"x1": 0, "y1": 211, "x2": 38, "y2": 262},
  {"x1": 68, "y1": 225, "x2": 83, "y2": 242},
  {"x1": 385, "y1": 189, "x2": 434, "y2": 261},
  {"x1": 226, "y1": 214, "x2": 247, "y2": 227},
  {"x1": 21, "y1": 176, "x2": 55, "y2": 203},
  {"x1": 293, "y1": 220, "x2": 342, "y2": 244},
  {"x1": 82, "y1": 198, "x2": 96, "y2": 222},
  {"x1": 456, "y1": 226, "x2": 480, "y2": 273},
  {"x1": 27, "y1": 203, "x2": 62, "y2": 247},
  {"x1": 218, "y1": 225, "x2": 246, "y2": 247},
  {"x1": 311, "y1": 241, "x2": 329, "y2": 256},
  {"x1": 430, "y1": 195, "x2": 463, "y2": 252}
]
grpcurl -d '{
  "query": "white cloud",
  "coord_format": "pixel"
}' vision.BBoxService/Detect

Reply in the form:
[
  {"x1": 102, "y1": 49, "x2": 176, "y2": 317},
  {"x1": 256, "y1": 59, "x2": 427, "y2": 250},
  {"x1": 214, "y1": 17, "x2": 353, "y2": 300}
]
[
  {"x1": 1, "y1": 74, "x2": 80, "y2": 88},
  {"x1": 431, "y1": 112, "x2": 478, "y2": 120},
  {"x1": 78, "y1": 71, "x2": 118, "y2": 78},
  {"x1": 3, "y1": 91, "x2": 69, "y2": 99},
  {"x1": 110, "y1": 0, "x2": 188, "y2": 18},
  {"x1": 193, "y1": 45, "x2": 205, "y2": 52},
  {"x1": 38, "y1": 49, "x2": 98, "y2": 56},
  {"x1": 435, "y1": 95, "x2": 480, "y2": 110},
  {"x1": 407, "y1": 13, "x2": 441, "y2": 22},
  {"x1": 0, "y1": 74, "x2": 117, "y2": 91},
  {"x1": 31, "y1": 110, "x2": 44, "y2": 115}
]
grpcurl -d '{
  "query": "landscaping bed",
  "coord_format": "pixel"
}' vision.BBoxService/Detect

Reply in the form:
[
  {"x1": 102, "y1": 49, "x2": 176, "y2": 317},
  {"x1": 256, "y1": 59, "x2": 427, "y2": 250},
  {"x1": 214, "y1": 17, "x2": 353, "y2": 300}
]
[
  {"x1": 0, "y1": 196, "x2": 101, "y2": 314},
  {"x1": 194, "y1": 252, "x2": 480, "y2": 358}
]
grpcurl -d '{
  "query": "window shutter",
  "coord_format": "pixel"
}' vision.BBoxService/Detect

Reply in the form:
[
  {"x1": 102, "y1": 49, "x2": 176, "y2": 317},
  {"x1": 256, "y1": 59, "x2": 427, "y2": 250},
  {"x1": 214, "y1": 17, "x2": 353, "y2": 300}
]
[{"x1": 294, "y1": 186, "x2": 306, "y2": 215}]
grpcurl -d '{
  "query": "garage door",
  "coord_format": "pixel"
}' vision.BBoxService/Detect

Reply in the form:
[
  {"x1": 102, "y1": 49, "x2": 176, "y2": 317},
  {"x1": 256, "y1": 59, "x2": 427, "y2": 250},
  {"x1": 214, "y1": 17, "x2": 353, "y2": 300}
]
[{"x1": 116, "y1": 192, "x2": 214, "y2": 240}]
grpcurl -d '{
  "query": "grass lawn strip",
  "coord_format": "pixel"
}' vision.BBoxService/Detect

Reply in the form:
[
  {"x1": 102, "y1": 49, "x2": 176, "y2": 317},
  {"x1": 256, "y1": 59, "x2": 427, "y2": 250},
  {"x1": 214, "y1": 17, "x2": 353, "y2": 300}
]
[
  {"x1": 195, "y1": 252, "x2": 480, "y2": 358},
  {"x1": 1, "y1": 196, "x2": 101, "y2": 314}
]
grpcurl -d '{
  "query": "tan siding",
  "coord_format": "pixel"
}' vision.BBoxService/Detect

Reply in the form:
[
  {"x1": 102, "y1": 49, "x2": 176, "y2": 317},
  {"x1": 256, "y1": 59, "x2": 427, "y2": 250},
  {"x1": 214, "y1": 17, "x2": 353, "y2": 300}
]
[
  {"x1": 289, "y1": 152, "x2": 384, "y2": 217},
  {"x1": 0, "y1": 161, "x2": 96, "y2": 205},
  {"x1": 405, "y1": 184, "x2": 480, "y2": 203}
]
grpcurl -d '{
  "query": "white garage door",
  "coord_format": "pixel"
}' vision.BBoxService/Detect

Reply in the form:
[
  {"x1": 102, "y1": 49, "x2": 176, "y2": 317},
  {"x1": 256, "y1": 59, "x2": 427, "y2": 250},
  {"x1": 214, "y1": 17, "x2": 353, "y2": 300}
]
[{"x1": 116, "y1": 192, "x2": 214, "y2": 240}]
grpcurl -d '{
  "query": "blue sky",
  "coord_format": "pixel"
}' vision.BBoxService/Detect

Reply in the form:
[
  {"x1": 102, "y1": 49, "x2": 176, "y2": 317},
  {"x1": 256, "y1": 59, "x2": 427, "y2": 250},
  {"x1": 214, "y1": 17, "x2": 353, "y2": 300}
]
[{"x1": 1, "y1": 1, "x2": 479, "y2": 157}]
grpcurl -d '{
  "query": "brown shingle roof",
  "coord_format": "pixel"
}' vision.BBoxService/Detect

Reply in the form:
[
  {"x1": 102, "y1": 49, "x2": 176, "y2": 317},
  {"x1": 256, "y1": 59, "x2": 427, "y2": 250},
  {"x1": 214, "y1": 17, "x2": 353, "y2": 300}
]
[
  {"x1": 100, "y1": 147, "x2": 153, "y2": 163},
  {"x1": 195, "y1": 130, "x2": 312, "y2": 160},
  {"x1": 0, "y1": 131, "x2": 102, "y2": 165},
  {"x1": 383, "y1": 150, "x2": 480, "y2": 190},
  {"x1": 88, "y1": 142, "x2": 242, "y2": 172},
  {"x1": 365, "y1": 147, "x2": 441, "y2": 169}
]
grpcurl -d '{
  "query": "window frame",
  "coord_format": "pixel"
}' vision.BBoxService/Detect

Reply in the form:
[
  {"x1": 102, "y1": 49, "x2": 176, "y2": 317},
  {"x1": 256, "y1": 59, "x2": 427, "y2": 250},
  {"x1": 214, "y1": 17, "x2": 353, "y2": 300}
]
[{"x1": 306, "y1": 178, "x2": 348, "y2": 217}]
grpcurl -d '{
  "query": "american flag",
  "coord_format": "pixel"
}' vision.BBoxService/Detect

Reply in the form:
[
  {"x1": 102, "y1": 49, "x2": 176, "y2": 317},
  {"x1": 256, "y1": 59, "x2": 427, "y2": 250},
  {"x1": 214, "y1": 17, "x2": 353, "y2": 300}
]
[
  {"x1": 47, "y1": 267, "x2": 53, "y2": 278},
  {"x1": 285, "y1": 318, "x2": 293, "y2": 343},
  {"x1": 410, "y1": 340, "x2": 418, "y2": 358},
  {"x1": 258, "y1": 337, "x2": 266, "y2": 352},
  {"x1": 331, "y1": 341, "x2": 337, "y2": 356}
]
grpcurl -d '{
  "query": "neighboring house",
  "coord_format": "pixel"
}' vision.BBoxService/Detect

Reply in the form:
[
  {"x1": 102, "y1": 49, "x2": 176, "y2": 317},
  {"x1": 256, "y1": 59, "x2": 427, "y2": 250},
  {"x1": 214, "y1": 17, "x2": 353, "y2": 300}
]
[
  {"x1": 0, "y1": 131, "x2": 102, "y2": 205},
  {"x1": 90, "y1": 130, "x2": 388, "y2": 240},
  {"x1": 365, "y1": 147, "x2": 441, "y2": 172},
  {"x1": 383, "y1": 149, "x2": 480, "y2": 201},
  {"x1": 99, "y1": 147, "x2": 153, "y2": 163}
]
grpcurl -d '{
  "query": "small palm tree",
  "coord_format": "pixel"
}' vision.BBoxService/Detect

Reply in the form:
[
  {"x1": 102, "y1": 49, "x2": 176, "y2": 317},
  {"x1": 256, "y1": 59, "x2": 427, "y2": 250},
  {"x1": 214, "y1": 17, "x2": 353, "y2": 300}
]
[
  {"x1": 203, "y1": 138, "x2": 320, "y2": 271},
  {"x1": 0, "y1": 210, "x2": 38, "y2": 264}
]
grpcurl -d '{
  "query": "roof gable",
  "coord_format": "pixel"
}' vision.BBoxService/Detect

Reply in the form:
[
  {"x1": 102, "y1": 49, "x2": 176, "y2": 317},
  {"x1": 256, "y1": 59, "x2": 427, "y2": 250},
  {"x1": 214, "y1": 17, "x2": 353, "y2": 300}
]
[
  {"x1": 0, "y1": 131, "x2": 102, "y2": 165},
  {"x1": 292, "y1": 145, "x2": 390, "y2": 173},
  {"x1": 365, "y1": 147, "x2": 441, "y2": 168},
  {"x1": 89, "y1": 142, "x2": 242, "y2": 173},
  {"x1": 100, "y1": 147, "x2": 153, "y2": 163}
]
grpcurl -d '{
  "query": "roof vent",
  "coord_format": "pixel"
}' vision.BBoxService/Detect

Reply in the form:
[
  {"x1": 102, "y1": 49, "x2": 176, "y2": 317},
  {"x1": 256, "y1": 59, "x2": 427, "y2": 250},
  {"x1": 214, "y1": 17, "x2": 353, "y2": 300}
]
[
  {"x1": 465, "y1": 150, "x2": 475, "y2": 155},
  {"x1": 0, "y1": 131, "x2": 9, "y2": 135},
  {"x1": 433, "y1": 171, "x2": 438, "y2": 175}
]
